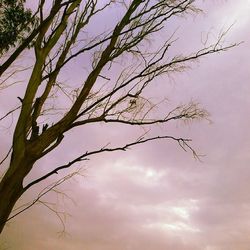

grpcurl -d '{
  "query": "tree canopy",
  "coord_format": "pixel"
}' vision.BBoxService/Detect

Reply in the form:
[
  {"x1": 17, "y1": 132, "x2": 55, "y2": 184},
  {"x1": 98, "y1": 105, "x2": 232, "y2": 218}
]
[{"x1": 0, "y1": 0, "x2": 34, "y2": 54}]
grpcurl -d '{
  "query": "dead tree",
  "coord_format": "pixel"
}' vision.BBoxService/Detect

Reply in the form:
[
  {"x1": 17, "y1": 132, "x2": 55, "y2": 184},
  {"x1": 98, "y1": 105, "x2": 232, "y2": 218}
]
[{"x1": 0, "y1": 0, "x2": 237, "y2": 233}]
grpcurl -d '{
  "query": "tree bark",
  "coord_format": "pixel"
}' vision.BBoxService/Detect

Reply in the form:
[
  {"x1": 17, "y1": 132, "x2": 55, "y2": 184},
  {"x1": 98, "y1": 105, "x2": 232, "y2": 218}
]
[{"x1": 0, "y1": 158, "x2": 32, "y2": 234}]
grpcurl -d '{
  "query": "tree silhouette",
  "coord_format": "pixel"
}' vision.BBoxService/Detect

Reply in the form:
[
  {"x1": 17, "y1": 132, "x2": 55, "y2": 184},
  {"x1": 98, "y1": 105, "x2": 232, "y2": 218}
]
[{"x1": 0, "y1": 0, "x2": 237, "y2": 233}]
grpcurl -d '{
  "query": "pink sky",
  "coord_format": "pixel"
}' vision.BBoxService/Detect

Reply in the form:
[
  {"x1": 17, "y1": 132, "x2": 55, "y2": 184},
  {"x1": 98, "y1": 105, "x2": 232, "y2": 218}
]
[{"x1": 1, "y1": 1, "x2": 250, "y2": 249}]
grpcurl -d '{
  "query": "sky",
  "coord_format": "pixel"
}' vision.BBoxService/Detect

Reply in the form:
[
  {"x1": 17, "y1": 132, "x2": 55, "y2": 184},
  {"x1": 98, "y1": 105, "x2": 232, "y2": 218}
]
[{"x1": 1, "y1": 0, "x2": 250, "y2": 249}]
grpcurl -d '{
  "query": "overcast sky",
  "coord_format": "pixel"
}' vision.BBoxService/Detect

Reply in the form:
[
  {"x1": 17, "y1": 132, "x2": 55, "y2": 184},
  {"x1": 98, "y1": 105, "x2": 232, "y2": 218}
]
[{"x1": 1, "y1": 0, "x2": 250, "y2": 249}]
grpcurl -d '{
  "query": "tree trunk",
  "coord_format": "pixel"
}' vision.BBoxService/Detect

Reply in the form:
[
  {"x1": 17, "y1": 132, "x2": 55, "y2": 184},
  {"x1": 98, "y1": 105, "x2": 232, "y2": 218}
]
[
  {"x1": 0, "y1": 175, "x2": 24, "y2": 233},
  {"x1": 0, "y1": 158, "x2": 31, "y2": 234}
]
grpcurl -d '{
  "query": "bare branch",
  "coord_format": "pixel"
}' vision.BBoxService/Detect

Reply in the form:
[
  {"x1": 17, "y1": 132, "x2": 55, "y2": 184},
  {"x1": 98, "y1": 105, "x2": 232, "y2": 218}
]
[
  {"x1": 0, "y1": 106, "x2": 21, "y2": 122},
  {"x1": 7, "y1": 171, "x2": 80, "y2": 224},
  {"x1": 0, "y1": 147, "x2": 12, "y2": 166},
  {"x1": 24, "y1": 134, "x2": 196, "y2": 190}
]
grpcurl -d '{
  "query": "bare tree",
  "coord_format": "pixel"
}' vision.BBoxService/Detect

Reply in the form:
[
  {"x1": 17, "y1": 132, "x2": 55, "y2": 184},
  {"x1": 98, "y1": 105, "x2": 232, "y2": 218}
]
[{"x1": 0, "y1": 0, "x2": 237, "y2": 234}]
